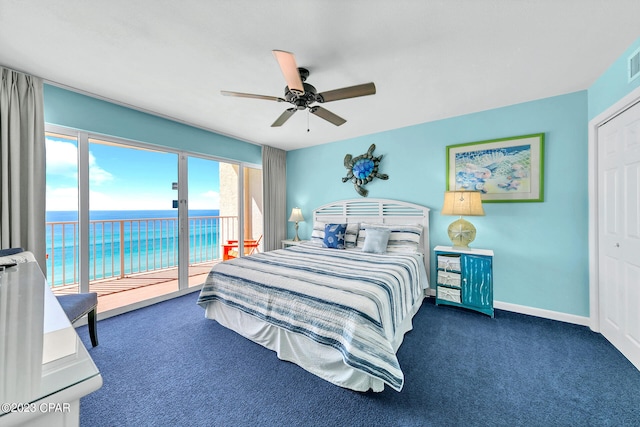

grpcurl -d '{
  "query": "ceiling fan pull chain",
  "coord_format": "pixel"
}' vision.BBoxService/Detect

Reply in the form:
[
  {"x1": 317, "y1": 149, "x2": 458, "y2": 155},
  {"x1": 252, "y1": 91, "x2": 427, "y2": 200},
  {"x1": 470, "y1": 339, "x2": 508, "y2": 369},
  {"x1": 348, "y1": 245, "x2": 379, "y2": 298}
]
[{"x1": 307, "y1": 109, "x2": 310, "y2": 132}]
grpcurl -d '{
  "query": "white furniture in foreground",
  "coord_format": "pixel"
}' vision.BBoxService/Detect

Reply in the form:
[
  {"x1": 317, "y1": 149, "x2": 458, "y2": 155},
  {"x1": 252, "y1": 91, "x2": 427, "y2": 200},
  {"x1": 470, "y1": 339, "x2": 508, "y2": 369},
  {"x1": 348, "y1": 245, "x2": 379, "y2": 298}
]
[{"x1": 0, "y1": 262, "x2": 102, "y2": 427}]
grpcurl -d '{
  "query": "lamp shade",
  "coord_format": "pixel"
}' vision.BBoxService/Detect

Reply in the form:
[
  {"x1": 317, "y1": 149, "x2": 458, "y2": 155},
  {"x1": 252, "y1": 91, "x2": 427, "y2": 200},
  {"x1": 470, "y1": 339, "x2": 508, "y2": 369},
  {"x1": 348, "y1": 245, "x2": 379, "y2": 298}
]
[
  {"x1": 288, "y1": 207, "x2": 305, "y2": 223},
  {"x1": 441, "y1": 191, "x2": 485, "y2": 216}
]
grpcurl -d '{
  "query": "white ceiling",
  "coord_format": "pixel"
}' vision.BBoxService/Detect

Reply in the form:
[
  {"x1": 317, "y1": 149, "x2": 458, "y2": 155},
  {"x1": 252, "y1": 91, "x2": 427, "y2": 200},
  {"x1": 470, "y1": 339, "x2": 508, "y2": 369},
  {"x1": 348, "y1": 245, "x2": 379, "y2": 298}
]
[{"x1": 1, "y1": 0, "x2": 639, "y2": 151}]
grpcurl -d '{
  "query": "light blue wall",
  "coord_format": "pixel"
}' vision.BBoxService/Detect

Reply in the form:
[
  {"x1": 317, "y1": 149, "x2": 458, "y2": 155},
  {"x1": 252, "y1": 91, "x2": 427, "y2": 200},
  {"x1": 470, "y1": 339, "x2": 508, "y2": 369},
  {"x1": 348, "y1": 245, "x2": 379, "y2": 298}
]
[
  {"x1": 287, "y1": 91, "x2": 589, "y2": 316},
  {"x1": 44, "y1": 84, "x2": 262, "y2": 164},
  {"x1": 589, "y1": 36, "x2": 640, "y2": 119}
]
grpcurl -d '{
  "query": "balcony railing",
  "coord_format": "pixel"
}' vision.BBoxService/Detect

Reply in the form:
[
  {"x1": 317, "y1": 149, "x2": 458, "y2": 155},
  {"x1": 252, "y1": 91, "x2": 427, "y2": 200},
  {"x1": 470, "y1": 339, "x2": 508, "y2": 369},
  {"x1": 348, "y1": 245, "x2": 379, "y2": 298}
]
[{"x1": 45, "y1": 215, "x2": 238, "y2": 288}]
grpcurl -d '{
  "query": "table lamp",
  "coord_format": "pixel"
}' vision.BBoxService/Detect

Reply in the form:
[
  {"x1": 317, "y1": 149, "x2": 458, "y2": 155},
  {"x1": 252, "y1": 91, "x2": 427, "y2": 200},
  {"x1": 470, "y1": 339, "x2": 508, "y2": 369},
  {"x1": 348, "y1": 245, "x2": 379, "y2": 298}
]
[
  {"x1": 441, "y1": 191, "x2": 485, "y2": 248},
  {"x1": 288, "y1": 207, "x2": 305, "y2": 241}
]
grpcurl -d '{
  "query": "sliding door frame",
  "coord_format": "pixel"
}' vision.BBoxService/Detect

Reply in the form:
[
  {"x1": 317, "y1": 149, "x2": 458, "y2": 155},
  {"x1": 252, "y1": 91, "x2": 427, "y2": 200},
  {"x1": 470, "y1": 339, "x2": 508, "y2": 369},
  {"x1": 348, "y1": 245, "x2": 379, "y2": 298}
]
[{"x1": 45, "y1": 124, "x2": 259, "y2": 316}]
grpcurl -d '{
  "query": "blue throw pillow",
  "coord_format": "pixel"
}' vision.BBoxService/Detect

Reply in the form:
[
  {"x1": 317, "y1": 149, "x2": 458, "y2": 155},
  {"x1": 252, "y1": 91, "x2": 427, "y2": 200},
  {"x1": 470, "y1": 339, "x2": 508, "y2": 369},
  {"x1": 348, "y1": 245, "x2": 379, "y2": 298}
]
[
  {"x1": 323, "y1": 223, "x2": 347, "y2": 249},
  {"x1": 362, "y1": 228, "x2": 391, "y2": 254}
]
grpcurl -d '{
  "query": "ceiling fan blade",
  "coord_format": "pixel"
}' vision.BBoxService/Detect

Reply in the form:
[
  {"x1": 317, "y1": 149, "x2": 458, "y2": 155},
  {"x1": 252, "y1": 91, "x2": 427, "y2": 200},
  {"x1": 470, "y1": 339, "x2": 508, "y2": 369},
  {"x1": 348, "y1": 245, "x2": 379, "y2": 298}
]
[
  {"x1": 272, "y1": 50, "x2": 304, "y2": 95},
  {"x1": 309, "y1": 106, "x2": 346, "y2": 126},
  {"x1": 221, "y1": 91, "x2": 285, "y2": 102},
  {"x1": 271, "y1": 108, "x2": 297, "y2": 127},
  {"x1": 316, "y1": 82, "x2": 376, "y2": 103}
]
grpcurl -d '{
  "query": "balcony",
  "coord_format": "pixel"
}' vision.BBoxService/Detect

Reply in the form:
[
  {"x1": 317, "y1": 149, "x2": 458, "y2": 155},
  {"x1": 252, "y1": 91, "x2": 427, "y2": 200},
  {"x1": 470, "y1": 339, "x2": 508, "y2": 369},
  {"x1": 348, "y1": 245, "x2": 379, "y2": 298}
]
[{"x1": 46, "y1": 215, "x2": 246, "y2": 313}]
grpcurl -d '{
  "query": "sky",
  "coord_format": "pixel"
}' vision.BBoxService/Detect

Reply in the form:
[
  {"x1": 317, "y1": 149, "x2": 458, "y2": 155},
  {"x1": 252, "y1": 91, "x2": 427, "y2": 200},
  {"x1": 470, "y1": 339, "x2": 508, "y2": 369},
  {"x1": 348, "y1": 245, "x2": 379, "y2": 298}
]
[{"x1": 45, "y1": 135, "x2": 220, "y2": 211}]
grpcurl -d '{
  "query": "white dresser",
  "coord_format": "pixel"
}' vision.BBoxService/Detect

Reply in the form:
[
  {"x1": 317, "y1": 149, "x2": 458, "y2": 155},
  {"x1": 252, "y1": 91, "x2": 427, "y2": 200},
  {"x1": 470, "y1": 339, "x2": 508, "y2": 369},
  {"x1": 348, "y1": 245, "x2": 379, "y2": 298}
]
[{"x1": 0, "y1": 262, "x2": 102, "y2": 426}]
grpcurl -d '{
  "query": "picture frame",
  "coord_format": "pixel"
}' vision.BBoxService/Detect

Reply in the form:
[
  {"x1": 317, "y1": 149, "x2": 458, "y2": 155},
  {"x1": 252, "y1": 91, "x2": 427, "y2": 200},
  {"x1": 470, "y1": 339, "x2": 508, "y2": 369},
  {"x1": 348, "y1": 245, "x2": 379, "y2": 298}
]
[{"x1": 446, "y1": 133, "x2": 544, "y2": 202}]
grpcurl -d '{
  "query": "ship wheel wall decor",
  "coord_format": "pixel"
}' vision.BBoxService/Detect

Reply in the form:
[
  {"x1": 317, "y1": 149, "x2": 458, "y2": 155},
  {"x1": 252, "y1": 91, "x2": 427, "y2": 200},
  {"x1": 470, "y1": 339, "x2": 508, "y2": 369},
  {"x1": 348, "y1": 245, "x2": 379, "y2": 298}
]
[{"x1": 342, "y1": 144, "x2": 389, "y2": 197}]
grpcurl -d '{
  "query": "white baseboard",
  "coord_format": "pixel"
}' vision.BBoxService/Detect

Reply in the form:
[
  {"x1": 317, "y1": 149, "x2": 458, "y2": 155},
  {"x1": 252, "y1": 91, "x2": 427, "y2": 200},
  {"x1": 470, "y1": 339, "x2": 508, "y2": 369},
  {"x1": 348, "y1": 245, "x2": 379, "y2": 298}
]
[
  {"x1": 494, "y1": 300, "x2": 591, "y2": 327},
  {"x1": 425, "y1": 290, "x2": 591, "y2": 327}
]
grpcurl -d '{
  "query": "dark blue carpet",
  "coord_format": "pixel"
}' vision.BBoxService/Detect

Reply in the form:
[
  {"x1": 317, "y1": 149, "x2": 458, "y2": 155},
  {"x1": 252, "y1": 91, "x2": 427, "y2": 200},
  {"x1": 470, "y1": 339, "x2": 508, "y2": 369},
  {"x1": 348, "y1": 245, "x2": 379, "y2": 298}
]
[{"x1": 77, "y1": 293, "x2": 640, "y2": 426}]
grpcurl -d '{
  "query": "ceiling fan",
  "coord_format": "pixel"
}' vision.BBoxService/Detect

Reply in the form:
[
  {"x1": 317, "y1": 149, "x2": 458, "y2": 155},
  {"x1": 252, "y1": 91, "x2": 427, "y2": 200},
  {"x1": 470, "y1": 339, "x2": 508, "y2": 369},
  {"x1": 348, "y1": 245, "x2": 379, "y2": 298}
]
[{"x1": 221, "y1": 50, "x2": 376, "y2": 127}]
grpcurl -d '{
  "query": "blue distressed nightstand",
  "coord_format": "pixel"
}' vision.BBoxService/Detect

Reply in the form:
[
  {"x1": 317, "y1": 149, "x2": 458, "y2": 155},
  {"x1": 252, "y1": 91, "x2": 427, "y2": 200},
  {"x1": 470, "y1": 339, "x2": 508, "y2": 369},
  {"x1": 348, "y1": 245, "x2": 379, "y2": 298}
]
[{"x1": 434, "y1": 245, "x2": 494, "y2": 317}]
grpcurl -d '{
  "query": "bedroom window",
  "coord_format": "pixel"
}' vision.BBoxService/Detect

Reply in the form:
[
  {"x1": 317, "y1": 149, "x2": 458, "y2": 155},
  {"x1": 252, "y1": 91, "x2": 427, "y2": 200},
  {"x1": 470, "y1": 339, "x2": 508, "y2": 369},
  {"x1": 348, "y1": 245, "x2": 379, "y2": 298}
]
[{"x1": 45, "y1": 126, "x2": 262, "y2": 313}]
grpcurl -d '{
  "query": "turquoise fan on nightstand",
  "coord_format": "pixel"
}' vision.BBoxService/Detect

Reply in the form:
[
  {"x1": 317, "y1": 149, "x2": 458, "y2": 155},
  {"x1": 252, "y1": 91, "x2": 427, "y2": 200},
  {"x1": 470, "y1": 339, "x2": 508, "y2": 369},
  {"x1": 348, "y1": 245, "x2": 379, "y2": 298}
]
[{"x1": 342, "y1": 144, "x2": 389, "y2": 197}]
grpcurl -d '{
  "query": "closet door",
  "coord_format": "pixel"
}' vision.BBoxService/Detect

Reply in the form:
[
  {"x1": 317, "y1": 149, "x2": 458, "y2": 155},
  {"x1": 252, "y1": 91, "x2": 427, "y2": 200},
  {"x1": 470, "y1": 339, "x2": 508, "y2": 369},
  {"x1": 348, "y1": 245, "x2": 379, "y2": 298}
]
[{"x1": 597, "y1": 100, "x2": 640, "y2": 370}]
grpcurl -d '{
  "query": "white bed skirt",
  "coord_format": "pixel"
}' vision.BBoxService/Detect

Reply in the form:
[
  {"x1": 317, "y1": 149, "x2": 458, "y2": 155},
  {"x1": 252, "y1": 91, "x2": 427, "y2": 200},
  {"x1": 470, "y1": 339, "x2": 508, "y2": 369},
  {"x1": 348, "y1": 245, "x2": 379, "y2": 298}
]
[{"x1": 204, "y1": 295, "x2": 425, "y2": 392}]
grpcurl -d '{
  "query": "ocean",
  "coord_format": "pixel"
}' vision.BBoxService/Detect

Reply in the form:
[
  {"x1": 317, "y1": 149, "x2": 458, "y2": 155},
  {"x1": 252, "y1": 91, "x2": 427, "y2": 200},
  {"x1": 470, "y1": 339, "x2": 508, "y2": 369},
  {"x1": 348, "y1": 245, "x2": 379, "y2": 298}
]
[{"x1": 46, "y1": 210, "x2": 222, "y2": 287}]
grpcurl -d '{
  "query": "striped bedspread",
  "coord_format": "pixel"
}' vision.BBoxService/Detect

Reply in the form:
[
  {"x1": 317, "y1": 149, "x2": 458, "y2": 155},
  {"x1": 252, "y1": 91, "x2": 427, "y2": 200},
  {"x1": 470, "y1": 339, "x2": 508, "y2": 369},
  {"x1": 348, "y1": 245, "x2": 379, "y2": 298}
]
[{"x1": 196, "y1": 244, "x2": 428, "y2": 391}]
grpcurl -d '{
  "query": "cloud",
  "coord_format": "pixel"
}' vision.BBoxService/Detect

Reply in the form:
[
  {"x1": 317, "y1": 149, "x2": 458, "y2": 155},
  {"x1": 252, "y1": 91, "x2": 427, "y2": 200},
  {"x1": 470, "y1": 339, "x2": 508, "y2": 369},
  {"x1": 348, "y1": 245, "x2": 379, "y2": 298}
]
[
  {"x1": 45, "y1": 137, "x2": 113, "y2": 184},
  {"x1": 45, "y1": 186, "x2": 77, "y2": 211},
  {"x1": 88, "y1": 152, "x2": 113, "y2": 185},
  {"x1": 45, "y1": 186, "x2": 119, "y2": 211},
  {"x1": 45, "y1": 138, "x2": 77, "y2": 178}
]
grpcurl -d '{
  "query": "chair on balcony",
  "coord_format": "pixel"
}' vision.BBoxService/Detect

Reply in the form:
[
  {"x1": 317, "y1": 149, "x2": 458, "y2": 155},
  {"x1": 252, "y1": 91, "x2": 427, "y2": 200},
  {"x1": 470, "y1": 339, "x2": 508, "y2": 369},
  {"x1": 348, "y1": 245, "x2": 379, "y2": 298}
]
[
  {"x1": 223, "y1": 235, "x2": 263, "y2": 260},
  {"x1": 0, "y1": 247, "x2": 99, "y2": 347}
]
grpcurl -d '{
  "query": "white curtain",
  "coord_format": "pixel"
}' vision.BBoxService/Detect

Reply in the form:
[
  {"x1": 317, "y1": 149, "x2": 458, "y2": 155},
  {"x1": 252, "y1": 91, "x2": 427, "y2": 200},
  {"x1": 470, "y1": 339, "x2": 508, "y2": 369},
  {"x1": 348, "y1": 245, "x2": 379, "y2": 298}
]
[
  {"x1": 262, "y1": 145, "x2": 287, "y2": 251},
  {"x1": 0, "y1": 67, "x2": 46, "y2": 268}
]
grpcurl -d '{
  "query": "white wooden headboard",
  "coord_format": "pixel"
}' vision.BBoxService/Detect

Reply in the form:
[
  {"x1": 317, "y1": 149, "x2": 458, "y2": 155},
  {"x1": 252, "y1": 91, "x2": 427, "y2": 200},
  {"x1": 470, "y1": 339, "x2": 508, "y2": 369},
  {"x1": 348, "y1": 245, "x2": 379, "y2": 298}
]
[{"x1": 314, "y1": 199, "x2": 431, "y2": 278}]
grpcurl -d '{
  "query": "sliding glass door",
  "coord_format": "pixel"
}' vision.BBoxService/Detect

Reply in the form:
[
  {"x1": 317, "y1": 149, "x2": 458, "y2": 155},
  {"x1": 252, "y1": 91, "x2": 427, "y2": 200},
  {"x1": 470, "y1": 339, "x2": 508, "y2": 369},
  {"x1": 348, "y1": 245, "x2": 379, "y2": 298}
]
[
  {"x1": 87, "y1": 138, "x2": 180, "y2": 311},
  {"x1": 243, "y1": 165, "x2": 263, "y2": 254},
  {"x1": 186, "y1": 156, "x2": 238, "y2": 286},
  {"x1": 45, "y1": 125, "x2": 262, "y2": 313},
  {"x1": 216, "y1": 163, "x2": 264, "y2": 261}
]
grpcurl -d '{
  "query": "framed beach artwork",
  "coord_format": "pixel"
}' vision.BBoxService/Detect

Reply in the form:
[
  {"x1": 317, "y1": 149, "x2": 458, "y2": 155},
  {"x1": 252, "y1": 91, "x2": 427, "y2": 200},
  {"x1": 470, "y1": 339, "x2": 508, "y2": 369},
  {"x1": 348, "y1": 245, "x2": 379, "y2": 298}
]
[{"x1": 446, "y1": 133, "x2": 544, "y2": 202}]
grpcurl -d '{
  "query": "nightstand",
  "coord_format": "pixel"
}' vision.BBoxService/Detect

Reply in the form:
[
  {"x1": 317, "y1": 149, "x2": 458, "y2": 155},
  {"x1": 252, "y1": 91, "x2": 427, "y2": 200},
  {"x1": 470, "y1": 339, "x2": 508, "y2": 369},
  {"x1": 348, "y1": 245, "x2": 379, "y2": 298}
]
[
  {"x1": 434, "y1": 245, "x2": 494, "y2": 317},
  {"x1": 282, "y1": 239, "x2": 306, "y2": 249}
]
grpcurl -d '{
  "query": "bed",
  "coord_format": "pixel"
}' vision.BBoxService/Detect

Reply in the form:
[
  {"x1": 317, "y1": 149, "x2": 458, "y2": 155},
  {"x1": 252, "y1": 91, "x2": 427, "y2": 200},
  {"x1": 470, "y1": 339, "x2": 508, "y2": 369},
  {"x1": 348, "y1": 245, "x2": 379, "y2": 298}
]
[{"x1": 197, "y1": 199, "x2": 430, "y2": 392}]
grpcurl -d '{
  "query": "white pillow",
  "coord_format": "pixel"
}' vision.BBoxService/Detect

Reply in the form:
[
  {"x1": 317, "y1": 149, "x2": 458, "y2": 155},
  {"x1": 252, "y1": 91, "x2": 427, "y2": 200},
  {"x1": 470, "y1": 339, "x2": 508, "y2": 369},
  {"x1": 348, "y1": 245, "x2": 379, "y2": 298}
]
[{"x1": 386, "y1": 224, "x2": 423, "y2": 253}]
